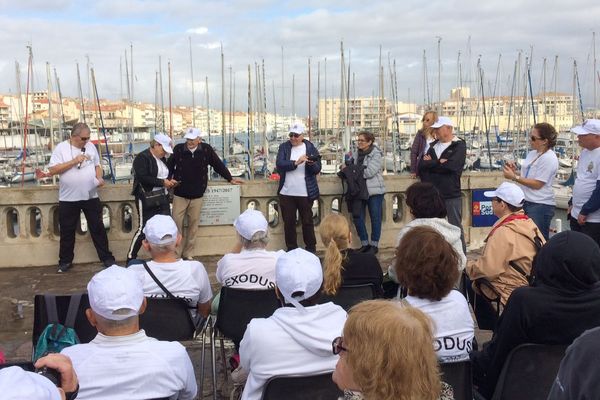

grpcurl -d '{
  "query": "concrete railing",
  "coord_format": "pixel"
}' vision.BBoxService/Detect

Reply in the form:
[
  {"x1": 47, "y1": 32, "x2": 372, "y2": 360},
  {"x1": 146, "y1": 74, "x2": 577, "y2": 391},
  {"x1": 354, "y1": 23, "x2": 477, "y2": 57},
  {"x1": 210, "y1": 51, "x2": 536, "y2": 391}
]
[{"x1": 0, "y1": 172, "x2": 505, "y2": 268}]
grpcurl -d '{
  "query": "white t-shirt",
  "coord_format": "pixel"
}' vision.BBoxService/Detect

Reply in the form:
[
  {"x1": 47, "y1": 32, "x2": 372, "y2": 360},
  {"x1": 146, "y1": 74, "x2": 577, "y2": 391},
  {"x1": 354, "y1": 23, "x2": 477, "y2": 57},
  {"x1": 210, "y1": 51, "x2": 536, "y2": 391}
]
[
  {"x1": 519, "y1": 150, "x2": 559, "y2": 205},
  {"x1": 129, "y1": 259, "x2": 213, "y2": 309},
  {"x1": 433, "y1": 141, "x2": 452, "y2": 159},
  {"x1": 572, "y1": 147, "x2": 600, "y2": 222},
  {"x1": 424, "y1": 137, "x2": 435, "y2": 155},
  {"x1": 280, "y1": 143, "x2": 308, "y2": 197},
  {"x1": 216, "y1": 248, "x2": 284, "y2": 289},
  {"x1": 404, "y1": 290, "x2": 474, "y2": 363},
  {"x1": 152, "y1": 154, "x2": 169, "y2": 192},
  {"x1": 49, "y1": 140, "x2": 100, "y2": 201},
  {"x1": 61, "y1": 330, "x2": 197, "y2": 400}
]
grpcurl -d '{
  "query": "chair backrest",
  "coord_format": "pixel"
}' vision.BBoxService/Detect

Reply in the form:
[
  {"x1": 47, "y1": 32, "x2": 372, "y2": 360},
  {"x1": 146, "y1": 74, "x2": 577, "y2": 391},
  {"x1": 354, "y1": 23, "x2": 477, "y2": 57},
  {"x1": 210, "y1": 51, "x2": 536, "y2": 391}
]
[
  {"x1": 32, "y1": 293, "x2": 96, "y2": 348},
  {"x1": 491, "y1": 343, "x2": 567, "y2": 400},
  {"x1": 440, "y1": 360, "x2": 473, "y2": 400},
  {"x1": 139, "y1": 297, "x2": 196, "y2": 341},
  {"x1": 261, "y1": 373, "x2": 343, "y2": 400},
  {"x1": 0, "y1": 361, "x2": 35, "y2": 371},
  {"x1": 319, "y1": 284, "x2": 376, "y2": 311},
  {"x1": 215, "y1": 287, "x2": 280, "y2": 345}
]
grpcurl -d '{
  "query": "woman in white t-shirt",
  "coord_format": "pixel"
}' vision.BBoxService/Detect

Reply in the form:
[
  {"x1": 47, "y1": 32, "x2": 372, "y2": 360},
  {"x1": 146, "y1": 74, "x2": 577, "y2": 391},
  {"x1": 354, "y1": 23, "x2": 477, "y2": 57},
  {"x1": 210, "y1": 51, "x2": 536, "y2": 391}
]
[
  {"x1": 394, "y1": 225, "x2": 474, "y2": 362},
  {"x1": 503, "y1": 122, "x2": 559, "y2": 240}
]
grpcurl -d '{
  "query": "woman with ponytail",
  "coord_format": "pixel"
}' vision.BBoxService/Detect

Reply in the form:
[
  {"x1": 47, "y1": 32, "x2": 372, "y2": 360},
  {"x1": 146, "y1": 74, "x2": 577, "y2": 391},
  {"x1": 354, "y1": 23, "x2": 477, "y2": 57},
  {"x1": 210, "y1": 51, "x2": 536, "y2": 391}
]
[{"x1": 319, "y1": 214, "x2": 384, "y2": 297}]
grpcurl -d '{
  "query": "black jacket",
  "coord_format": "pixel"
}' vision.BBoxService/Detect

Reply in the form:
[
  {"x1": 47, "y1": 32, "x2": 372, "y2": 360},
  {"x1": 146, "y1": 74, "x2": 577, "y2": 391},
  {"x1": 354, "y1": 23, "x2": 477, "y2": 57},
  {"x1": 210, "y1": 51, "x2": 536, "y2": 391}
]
[
  {"x1": 338, "y1": 164, "x2": 369, "y2": 217},
  {"x1": 340, "y1": 249, "x2": 384, "y2": 297},
  {"x1": 167, "y1": 142, "x2": 233, "y2": 199},
  {"x1": 471, "y1": 231, "x2": 600, "y2": 399},
  {"x1": 131, "y1": 148, "x2": 167, "y2": 196},
  {"x1": 418, "y1": 138, "x2": 466, "y2": 199}
]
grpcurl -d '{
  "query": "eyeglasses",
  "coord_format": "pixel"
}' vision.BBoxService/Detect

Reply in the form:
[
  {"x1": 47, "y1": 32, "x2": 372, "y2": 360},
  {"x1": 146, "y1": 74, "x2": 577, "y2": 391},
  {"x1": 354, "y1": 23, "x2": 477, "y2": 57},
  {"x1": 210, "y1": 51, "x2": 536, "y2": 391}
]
[
  {"x1": 332, "y1": 336, "x2": 348, "y2": 355},
  {"x1": 356, "y1": 139, "x2": 367, "y2": 143},
  {"x1": 530, "y1": 136, "x2": 543, "y2": 141},
  {"x1": 79, "y1": 136, "x2": 90, "y2": 141},
  {"x1": 289, "y1": 133, "x2": 301, "y2": 138}
]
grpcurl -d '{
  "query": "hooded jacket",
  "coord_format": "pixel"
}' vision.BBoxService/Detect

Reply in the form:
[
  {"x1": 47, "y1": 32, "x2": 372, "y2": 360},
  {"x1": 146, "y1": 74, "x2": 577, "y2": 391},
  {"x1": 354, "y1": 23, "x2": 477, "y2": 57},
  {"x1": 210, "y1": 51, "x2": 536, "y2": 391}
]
[
  {"x1": 466, "y1": 211, "x2": 544, "y2": 305},
  {"x1": 471, "y1": 230, "x2": 600, "y2": 399},
  {"x1": 239, "y1": 302, "x2": 347, "y2": 400}
]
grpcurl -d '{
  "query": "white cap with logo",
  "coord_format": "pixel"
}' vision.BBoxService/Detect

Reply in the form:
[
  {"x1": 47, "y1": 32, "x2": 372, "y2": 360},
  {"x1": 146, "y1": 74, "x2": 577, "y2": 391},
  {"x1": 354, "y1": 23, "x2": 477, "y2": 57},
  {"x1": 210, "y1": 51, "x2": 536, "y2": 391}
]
[
  {"x1": 571, "y1": 119, "x2": 600, "y2": 136},
  {"x1": 87, "y1": 265, "x2": 144, "y2": 321},
  {"x1": 276, "y1": 248, "x2": 322, "y2": 312},
  {"x1": 234, "y1": 209, "x2": 269, "y2": 240},
  {"x1": 184, "y1": 127, "x2": 207, "y2": 140},
  {"x1": 153, "y1": 133, "x2": 173, "y2": 154},
  {"x1": 289, "y1": 122, "x2": 306, "y2": 135},
  {"x1": 484, "y1": 182, "x2": 525, "y2": 208},
  {"x1": 143, "y1": 214, "x2": 179, "y2": 245},
  {"x1": 430, "y1": 116, "x2": 455, "y2": 128},
  {"x1": 0, "y1": 366, "x2": 61, "y2": 400}
]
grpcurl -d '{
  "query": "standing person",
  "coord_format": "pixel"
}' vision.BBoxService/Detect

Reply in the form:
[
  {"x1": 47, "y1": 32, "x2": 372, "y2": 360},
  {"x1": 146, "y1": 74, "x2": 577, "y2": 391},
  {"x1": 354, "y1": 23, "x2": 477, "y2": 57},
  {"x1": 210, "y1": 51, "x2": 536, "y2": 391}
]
[
  {"x1": 503, "y1": 122, "x2": 559, "y2": 240},
  {"x1": 47, "y1": 122, "x2": 115, "y2": 273},
  {"x1": 568, "y1": 119, "x2": 600, "y2": 246},
  {"x1": 167, "y1": 127, "x2": 243, "y2": 260},
  {"x1": 350, "y1": 131, "x2": 385, "y2": 254},
  {"x1": 127, "y1": 133, "x2": 178, "y2": 263},
  {"x1": 418, "y1": 116, "x2": 467, "y2": 250},
  {"x1": 410, "y1": 111, "x2": 438, "y2": 178},
  {"x1": 276, "y1": 122, "x2": 321, "y2": 253}
]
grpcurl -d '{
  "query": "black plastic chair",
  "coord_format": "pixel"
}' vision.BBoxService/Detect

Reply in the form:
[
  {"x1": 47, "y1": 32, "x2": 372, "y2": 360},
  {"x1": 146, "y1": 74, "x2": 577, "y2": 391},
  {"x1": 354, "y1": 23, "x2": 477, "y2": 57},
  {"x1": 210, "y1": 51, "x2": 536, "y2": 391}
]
[
  {"x1": 491, "y1": 343, "x2": 567, "y2": 400},
  {"x1": 261, "y1": 373, "x2": 343, "y2": 400},
  {"x1": 319, "y1": 284, "x2": 377, "y2": 311},
  {"x1": 0, "y1": 361, "x2": 35, "y2": 371},
  {"x1": 139, "y1": 297, "x2": 197, "y2": 341},
  {"x1": 440, "y1": 360, "x2": 473, "y2": 400},
  {"x1": 32, "y1": 293, "x2": 97, "y2": 349}
]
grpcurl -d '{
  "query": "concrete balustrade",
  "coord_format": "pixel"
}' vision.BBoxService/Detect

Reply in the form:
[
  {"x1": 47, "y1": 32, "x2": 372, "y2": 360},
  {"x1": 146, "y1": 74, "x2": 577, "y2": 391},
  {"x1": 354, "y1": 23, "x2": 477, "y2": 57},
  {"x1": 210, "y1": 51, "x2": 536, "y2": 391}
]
[{"x1": 0, "y1": 172, "x2": 505, "y2": 268}]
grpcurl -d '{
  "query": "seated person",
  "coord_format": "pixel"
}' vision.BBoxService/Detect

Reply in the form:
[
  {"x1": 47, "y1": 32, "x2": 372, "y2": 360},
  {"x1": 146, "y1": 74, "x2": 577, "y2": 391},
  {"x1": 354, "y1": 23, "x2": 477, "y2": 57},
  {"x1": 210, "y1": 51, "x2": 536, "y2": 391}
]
[
  {"x1": 319, "y1": 214, "x2": 383, "y2": 297},
  {"x1": 389, "y1": 182, "x2": 466, "y2": 284},
  {"x1": 394, "y1": 226, "x2": 474, "y2": 362},
  {"x1": 0, "y1": 353, "x2": 79, "y2": 400},
  {"x1": 128, "y1": 214, "x2": 212, "y2": 318},
  {"x1": 466, "y1": 182, "x2": 544, "y2": 306},
  {"x1": 216, "y1": 209, "x2": 284, "y2": 290},
  {"x1": 332, "y1": 300, "x2": 453, "y2": 400},
  {"x1": 239, "y1": 248, "x2": 347, "y2": 400},
  {"x1": 471, "y1": 231, "x2": 600, "y2": 399},
  {"x1": 62, "y1": 265, "x2": 197, "y2": 400}
]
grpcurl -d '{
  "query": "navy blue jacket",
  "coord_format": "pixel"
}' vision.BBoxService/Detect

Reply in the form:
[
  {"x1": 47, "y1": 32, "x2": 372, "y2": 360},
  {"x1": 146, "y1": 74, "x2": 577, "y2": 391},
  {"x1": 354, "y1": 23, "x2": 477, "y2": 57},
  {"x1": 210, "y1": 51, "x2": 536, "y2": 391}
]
[
  {"x1": 276, "y1": 139, "x2": 321, "y2": 201},
  {"x1": 419, "y1": 138, "x2": 466, "y2": 199}
]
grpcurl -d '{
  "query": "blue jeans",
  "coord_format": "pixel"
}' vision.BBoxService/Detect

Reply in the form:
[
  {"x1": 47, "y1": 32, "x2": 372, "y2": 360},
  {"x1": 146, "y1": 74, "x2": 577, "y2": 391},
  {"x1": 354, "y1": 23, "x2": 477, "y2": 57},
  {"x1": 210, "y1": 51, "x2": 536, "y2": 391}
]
[
  {"x1": 353, "y1": 194, "x2": 384, "y2": 246},
  {"x1": 523, "y1": 201, "x2": 555, "y2": 240}
]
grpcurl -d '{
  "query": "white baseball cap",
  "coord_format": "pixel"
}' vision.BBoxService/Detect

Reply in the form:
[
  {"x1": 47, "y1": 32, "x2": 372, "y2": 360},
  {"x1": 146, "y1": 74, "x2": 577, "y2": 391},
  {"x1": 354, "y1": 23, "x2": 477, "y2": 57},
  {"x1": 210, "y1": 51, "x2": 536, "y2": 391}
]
[
  {"x1": 484, "y1": 182, "x2": 525, "y2": 208},
  {"x1": 184, "y1": 127, "x2": 207, "y2": 140},
  {"x1": 289, "y1": 122, "x2": 306, "y2": 135},
  {"x1": 571, "y1": 119, "x2": 600, "y2": 136},
  {"x1": 430, "y1": 116, "x2": 455, "y2": 128},
  {"x1": 234, "y1": 209, "x2": 269, "y2": 240},
  {"x1": 143, "y1": 214, "x2": 179, "y2": 245},
  {"x1": 87, "y1": 265, "x2": 144, "y2": 321},
  {"x1": 153, "y1": 133, "x2": 173, "y2": 154},
  {"x1": 0, "y1": 366, "x2": 61, "y2": 400},
  {"x1": 276, "y1": 248, "x2": 322, "y2": 311}
]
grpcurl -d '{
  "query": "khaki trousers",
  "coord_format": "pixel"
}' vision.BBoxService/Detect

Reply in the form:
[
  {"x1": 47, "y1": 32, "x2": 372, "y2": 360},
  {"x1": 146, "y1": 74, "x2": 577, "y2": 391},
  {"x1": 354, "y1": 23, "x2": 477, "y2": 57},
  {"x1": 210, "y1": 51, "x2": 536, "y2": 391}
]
[{"x1": 172, "y1": 195, "x2": 204, "y2": 258}]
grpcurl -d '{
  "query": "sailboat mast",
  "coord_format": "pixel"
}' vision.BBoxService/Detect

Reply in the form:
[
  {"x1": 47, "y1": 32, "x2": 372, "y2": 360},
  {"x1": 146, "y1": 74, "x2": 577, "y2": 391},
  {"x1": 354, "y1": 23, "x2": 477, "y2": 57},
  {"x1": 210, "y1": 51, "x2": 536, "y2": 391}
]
[
  {"x1": 168, "y1": 61, "x2": 173, "y2": 139},
  {"x1": 594, "y1": 32, "x2": 597, "y2": 118},
  {"x1": 159, "y1": 56, "x2": 165, "y2": 132},
  {"x1": 189, "y1": 37, "x2": 196, "y2": 127},
  {"x1": 308, "y1": 58, "x2": 311, "y2": 140},
  {"x1": 20, "y1": 45, "x2": 33, "y2": 187},
  {"x1": 437, "y1": 36, "x2": 442, "y2": 114},
  {"x1": 46, "y1": 62, "x2": 57, "y2": 184},
  {"x1": 221, "y1": 44, "x2": 225, "y2": 157},
  {"x1": 205, "y1": 76, "x2": 211, "y2": 144},
  {"x1": 76, "y1": 62, "x2": 86, "y2": 123}
]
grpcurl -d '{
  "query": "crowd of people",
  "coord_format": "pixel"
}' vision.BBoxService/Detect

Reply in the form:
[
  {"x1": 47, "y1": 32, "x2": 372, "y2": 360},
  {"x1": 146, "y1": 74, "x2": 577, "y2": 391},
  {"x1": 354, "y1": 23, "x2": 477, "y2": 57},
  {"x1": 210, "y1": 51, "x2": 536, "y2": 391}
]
[{"x1": 3, "y1": 117, "x2": 600, "y2": 400}]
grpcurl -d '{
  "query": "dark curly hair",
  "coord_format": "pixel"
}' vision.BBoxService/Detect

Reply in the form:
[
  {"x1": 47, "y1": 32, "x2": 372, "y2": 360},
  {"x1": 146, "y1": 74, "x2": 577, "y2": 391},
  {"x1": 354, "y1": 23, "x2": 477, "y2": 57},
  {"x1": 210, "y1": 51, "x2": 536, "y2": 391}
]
[
  {"x1": 405, "y1": 182, "x2": 447, "y2": 219},
  {"x1": 394, "y1": 226, "x2": 459, "y2": 301},
  {"x1": 533, "y1": 122, "x2": 557, "y2": 148}
]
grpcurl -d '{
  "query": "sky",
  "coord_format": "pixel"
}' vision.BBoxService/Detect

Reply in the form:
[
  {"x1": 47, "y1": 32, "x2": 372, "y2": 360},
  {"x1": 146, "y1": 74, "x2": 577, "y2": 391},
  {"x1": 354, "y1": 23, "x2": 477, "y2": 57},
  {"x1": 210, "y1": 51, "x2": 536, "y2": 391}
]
[{"x1": 1, "y1": 0, "x2": 600, "y2": 116}]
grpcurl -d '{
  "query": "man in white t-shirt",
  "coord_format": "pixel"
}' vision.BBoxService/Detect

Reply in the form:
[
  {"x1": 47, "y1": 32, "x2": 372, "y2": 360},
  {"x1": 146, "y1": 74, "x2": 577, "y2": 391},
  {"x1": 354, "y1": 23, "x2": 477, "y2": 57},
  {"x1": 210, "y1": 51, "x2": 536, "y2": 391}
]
[
  {"x1": 47, "y1": 123, "x2": 115, "y2": 273},
  {"x1": 569, "y1": 119, "x2": 600, "y2": 245},
  {"x1": 128, "y1": 214, "x2": 212, "y2": 317},
  {"x1": 239, "y1": 248, "x2": 347, "y2": 400},
  {"x1": 61, "y1": 265, "x2": 197, "y2": 400}
]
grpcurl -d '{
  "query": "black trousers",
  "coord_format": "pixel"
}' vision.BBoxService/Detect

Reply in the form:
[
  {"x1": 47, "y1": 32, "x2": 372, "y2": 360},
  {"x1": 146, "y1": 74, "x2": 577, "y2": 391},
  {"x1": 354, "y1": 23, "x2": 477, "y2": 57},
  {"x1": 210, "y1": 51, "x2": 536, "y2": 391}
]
[
  {"x1": 58, "y1": 198, "x2": 114, "y2": 265},
  {"x1": 278, "y1": 194, "x2": 317, "y2": 252},
  {"x1": 570, "y1": 218, "x2": 600, "y2": 247},
  {"x1": 127, "y1": 196, "x2": 171, "y2": 260}
]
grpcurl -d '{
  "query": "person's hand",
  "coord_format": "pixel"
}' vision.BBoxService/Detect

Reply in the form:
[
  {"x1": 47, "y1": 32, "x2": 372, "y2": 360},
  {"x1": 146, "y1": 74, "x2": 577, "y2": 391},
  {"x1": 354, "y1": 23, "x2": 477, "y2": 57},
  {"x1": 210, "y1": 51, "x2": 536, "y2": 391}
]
[
  {"x1": 578, "y1": 213, "x2": 587, "y2": 225},
  {"x1": 34, "y1": 353, "x2": 79, "y2": 394},
  {"x1": 96, "y1": 177, "x2": 105, "y2": 187},
  {"x1": 439, "y1": 158, "x2": 448, "y2": 164},
  {"x1": 410, "y1": 173, "x2": 417, "y2": 179},
  {"x1": 73, "y1": 153, "x2": 89, "y2": 166},
  {"x1": 502, "y1": 164, "x2": 516, "y2": 180},
  {"x1": 505, "y1": 161, "x2": 517, "y2": 171},
  {"x1": 423, "y1": 154, "x2": 432, "y2": 161},
  {"x1": 229, "y1": 178, "x2": 244, "y2": 185},
  {"x1": 163, "y1": 179, "x2": 176, "y2": 189},
  {"x1": 294, "y1": 154, "x2": 308, "y2": 166}
]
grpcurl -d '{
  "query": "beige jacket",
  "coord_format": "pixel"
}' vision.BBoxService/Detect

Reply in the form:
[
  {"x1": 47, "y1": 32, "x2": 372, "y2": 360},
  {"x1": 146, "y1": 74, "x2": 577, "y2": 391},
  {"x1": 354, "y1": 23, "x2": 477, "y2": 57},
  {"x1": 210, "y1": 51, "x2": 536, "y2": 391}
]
[{"x1": 467, "y1": 211, "x2": 545, "y2": 305}]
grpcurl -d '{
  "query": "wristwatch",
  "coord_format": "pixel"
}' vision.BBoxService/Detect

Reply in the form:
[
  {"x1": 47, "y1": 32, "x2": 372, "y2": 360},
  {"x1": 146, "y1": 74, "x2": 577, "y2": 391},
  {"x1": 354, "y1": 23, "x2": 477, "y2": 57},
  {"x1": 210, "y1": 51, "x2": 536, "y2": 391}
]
[
  {"x1": 513, "y1": 175, "x2": 520, "y2": 182},
  {"x1": 65, "y1": 384, "x2": 79, "y2": 400}
]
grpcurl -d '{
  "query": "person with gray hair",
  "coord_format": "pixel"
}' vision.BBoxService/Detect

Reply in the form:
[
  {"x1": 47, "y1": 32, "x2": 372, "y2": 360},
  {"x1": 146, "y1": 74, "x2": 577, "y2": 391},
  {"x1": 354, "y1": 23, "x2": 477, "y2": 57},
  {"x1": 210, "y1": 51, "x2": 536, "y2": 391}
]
[
  {"x1": 128, "y1": 214, "x2": 213, "y2": 318},
  {"x1": 61, "y1": 265, "x2": 197, "y2": 399},
  {"x1": 47, "y1": 122, "x2": 115, "y2": 273}
]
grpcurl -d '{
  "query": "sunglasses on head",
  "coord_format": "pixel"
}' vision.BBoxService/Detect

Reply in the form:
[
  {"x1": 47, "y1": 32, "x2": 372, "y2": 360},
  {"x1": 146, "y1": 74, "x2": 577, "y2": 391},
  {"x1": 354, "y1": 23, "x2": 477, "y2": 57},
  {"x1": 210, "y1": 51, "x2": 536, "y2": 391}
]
[
  {"x1": 289, "y1": 132, "x2": 301, "y2": 138},
  {"x1": 332, "y1": 336, "x2": 348, "y2": 355}
]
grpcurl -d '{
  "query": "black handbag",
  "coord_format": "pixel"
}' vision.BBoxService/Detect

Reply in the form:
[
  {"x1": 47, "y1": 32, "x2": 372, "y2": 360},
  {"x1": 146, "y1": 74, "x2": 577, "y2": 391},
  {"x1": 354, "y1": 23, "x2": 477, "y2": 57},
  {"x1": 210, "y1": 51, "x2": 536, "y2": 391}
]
[{"x1": 139, "y1": 188, "x2": 169, "y2": 210}]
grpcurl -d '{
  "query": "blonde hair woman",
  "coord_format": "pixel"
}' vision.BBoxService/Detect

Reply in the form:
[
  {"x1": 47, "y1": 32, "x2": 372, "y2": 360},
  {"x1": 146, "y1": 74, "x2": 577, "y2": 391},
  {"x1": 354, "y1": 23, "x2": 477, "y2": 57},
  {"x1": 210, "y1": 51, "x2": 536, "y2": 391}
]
[
  {"x1": 319, "y1": 214, "x2": 383, "y2": 297},
  {"x1": 332, "y1": 300, "x2": 453, "y2": 400},
  {"x1": 410, "y1": 111, "x2": 438, "y2": 178}
]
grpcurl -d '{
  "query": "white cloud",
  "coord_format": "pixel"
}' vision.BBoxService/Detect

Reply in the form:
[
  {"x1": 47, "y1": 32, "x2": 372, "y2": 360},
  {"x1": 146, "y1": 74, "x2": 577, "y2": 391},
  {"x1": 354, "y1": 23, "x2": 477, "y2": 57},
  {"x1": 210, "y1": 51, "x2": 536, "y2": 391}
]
[
  {"x1": 198, "y1": 42, "x2": 221, "y2": 50},
  {"x1": 186, "y1": 26, "x2": 208, "y2": 35}
]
